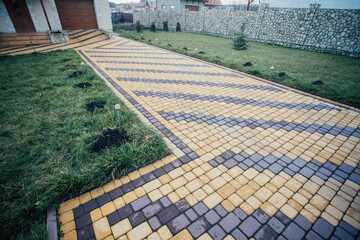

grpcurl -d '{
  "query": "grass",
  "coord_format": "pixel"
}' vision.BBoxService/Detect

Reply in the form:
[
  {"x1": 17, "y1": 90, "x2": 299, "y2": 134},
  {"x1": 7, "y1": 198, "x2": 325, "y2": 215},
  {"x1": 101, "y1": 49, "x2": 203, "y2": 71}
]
[
  {"x1": 114, "y1": 24, "x2": 360, "y2": 109},
  {"x1": 0, "y1": 50, "x2": 169, "y2": 239}
]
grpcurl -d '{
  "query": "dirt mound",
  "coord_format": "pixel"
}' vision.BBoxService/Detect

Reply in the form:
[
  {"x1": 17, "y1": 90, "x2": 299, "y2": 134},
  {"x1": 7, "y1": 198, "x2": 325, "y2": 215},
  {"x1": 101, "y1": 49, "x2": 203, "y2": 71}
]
[
  {"x1": 86, "y1": 101, "x2": 106, "y2": 112},
  {"x1": 69, "y1": 71, "x2": 85, "y2": 78},
  {"x1": 74, "y1": 82, "x2": 92, "y2": 89},
  {"x1": 92, "y1": 128, "x2": 129, "y2": 153},
  {"x1": 243, "y1": 62, "x2": 253, "y2": 67}
]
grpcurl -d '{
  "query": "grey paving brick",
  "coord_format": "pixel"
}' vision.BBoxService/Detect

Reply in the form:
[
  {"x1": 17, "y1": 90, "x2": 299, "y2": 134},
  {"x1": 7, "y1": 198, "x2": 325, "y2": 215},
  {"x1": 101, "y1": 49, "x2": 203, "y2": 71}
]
[
  {"x1": 194, "y1": 202, "x2": 208, "y2": 216},
  {"x1": 220, "y1": 213, "x2": 241, "y2": 233},
  {"x1": 129, "y1": 211, "x2": 146, "y2": 227},
  {"x1": 188, "y1": 217, "x2": 211, "y2": 238},
  {"x1": 312, "y1": 218, "x2": 334, "y2": 239},
  {"x1": 267, "y1": 217, "x2": 285, "y2": 234},
  {"x1": 117, "y1": 205, "x2": 133, "y2": 220},
  {"x1": 253, "y1": 209, "x2": 269, "y2": 224},
  {"x1": 142, "y1": 201, "x2": 164, "y2": 219},
  {"x1": 282, "y1": 222, "x2": 305, "y2": 240},
  {"x1": 239, "y1": 216, "x2": 261, "y2": 237},
  {"x1": 254, "y1": 225, "x2": 278, "y2": 240},
  {"x1": 148, "y1": 216, "x2": 161, "y2": 231},
  {"x1": 205, "y1": 210, "x2": 220, "y2": 225},
  {"x1": 158, "y1": 205, "x2": 180, "y2": 224},
  {"x1": 131, "y1": 195, "x2": 151, "y2": 212},
  {"x1": 167, "y1": 214, "x2": 190, "y2": 235},
  {"x1": 175, "y1": 199, "x2": 191, "y2": 213},
  {"x1": 209, "y1": 225, "x2": 226, "y2": 240},
  {"x1": 185, "y1": 208, "x2": 198, "y2": 221}
]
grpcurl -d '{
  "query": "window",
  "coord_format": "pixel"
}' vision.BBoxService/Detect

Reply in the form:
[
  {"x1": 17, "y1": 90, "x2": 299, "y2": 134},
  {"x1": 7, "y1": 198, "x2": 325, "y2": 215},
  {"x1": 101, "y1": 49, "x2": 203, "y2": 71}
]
[{"x1": 170, "y1": 5, "x2": 175, "y2": 9}]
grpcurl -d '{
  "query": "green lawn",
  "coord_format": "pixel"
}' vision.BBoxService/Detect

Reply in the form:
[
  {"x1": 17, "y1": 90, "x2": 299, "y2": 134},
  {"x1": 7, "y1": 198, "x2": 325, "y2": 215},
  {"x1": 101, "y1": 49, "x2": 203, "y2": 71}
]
[
  {"x1": 0, "y1": 50, "x2": 169, "y2": 239},
  {"x1": 114, "y1": 25, "x2": 360, "y2": 109}
]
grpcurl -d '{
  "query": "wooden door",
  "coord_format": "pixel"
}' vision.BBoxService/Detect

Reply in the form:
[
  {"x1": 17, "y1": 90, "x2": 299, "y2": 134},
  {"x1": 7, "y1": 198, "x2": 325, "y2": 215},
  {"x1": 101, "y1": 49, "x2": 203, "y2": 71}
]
[
  {"x1": 185, "y1": 5, "x2": 199, "y2": 11},
  {"x1": 3, "y1": 0, "x2": 36, "y2": 33},
  {"x1": 55, "y1": 0, "x2": 98, "y2": 30}
]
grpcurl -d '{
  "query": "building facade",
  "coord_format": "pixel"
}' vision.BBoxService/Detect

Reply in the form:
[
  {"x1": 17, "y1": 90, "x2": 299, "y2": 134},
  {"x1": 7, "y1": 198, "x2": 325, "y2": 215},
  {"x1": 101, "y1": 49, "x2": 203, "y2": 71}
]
[
  {"x1": 0, "y1": 0, "x2": 112, "y2": 34},
  {"x1": 156, "y1": 0, "x2": 208, "y2": 11}
]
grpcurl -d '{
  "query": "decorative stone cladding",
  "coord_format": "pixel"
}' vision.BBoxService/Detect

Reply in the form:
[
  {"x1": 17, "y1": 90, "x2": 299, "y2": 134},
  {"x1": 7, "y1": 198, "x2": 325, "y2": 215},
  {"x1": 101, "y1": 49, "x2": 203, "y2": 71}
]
[{"x1": 133, "y1": 4, "x2": 360, "y2": 57}]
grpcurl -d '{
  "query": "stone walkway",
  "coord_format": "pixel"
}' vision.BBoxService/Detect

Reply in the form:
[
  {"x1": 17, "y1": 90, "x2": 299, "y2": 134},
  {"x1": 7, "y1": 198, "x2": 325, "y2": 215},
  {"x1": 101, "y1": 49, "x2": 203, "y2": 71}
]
[{"x1": 6, "y1": 31, "x2": 360, "y2": 240}]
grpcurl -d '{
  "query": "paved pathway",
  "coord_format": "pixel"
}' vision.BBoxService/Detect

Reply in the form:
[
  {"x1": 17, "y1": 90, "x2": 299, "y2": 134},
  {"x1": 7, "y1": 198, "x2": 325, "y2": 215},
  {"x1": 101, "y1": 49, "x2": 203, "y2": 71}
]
[{"x1": 5, "y1": 31, "x2": 360, "y2": 239}]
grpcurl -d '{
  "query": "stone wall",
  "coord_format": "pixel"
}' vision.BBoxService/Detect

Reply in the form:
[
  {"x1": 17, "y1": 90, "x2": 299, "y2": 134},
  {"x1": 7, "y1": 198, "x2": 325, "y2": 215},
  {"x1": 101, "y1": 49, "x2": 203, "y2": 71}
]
[{"x1": 133, "y1": 4, "x2": 360, "y2": 57}]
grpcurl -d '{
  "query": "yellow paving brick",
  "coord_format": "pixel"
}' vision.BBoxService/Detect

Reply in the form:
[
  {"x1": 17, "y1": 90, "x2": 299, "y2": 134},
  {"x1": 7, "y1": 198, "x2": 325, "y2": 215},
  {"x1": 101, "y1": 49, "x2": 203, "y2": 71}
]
[
  {"x1": 111, "y1": 219, "x2": 132, "y2": 239},
  {"x1": 243, "y1": 168, "x2": 259, "y2": 180},
  {"x1": 185, "y1": 179, "x2": 203, "y2": 192},
  {"x1": 103, "y1": 181, "x2": 117, "y2": 193},
  {"x1": 79, "y1": 192, "x2": 91, "y2": 204},
  {"x1": 253, "y1": 173, "x2": 271, "y2": 186},
  {"x1": 199, "y1": 175, "x2": 211, "y2": 184},
  {"x1": 218, "y1": 184, "x2": 236, "y2": 199},
  {"x1": 193, "y1": 188, "x2": 208, "y2": 201},
  {"x1": 237, "y1": 185, "x2": 256, "y2": 200},
  {"x1": 325, "y1": 205, "x2": 344, "y2": 220},
  {"x1": 279, "y1": 186, "x2": 294, "y2": 198},
  {"x1": 60, "y1": 221, "x2": 75, "y2": 234},
  {"x1": 203, "y1": 192, "x2": 223, "y2": 209},
  {"x1": 59, "y1": 198, "x2": 80, "y2": 214},
  {"x1": 288, "y1": 199, "x2": 302, "y2": 212},
  {"x1": 261, "y1": 202, "x2": 277, "y2": 217},
  {"x1": 123, "y1": 192, "x2": 137, "y2": 204},
  {"x1": 240, "y1": 202, "x2": 255, "y2": 215},
  {"x1": 209, "y1": 177, "x2": 227, "y2": 190},
  {"x1": 310, "y1": 195, "x2": 329, "y2": 212},
  {"x1": 168, "y1": 191, "x2": 181, "y2": 203},
  {"x1": 343, "y1": 215, "x2": 360, "y2": 229},
  {"x1": 184, "y1": 172, "x2": 197, "y2": 182},
  {"x1": 285, "y1": 179, "x2": 302, "y2": 192},
  {"x1": 148, "y1": 232, "x2": 161, "y2": 240},
  {"x1": 90, "y1": 208, "x2": 103, "y2": 222},
  {"x1": 300, "y1": 209, "x2": 317, "y2": 223},
  {"x1": 171, "y1": 229, "x2": 193, "y2": 240},
  {"x1": 268, "y1": 192, "x2": 287, "y2": 209},
  {"x1": 100, "y1": 201, "x2": 116, "y2": 216},
  {"x1": 197, "y1": 233, "x2": 212, "y2": 240},
  {"x1": 149, "y1": 189, "x2": 163, "y2": 202},
  {"x1": 90, "y1": 187, "x2": 105, "y2": 199},
  {"x1": 206, "y1": 168, "x2": 222, "y2": 180},
  {"x1": 144, "y1": 179, "x2": 162, "y2": 193},
  {"x1": 61, "y1": 229, "x2": 76, "y2": 240},
  {"x1": 185, "y1": 194, "x2": 199, "y2": 206},
  {"x1": 127, "y1": 222, "x2": 152, "y2": 240},
  {"x1": 176, "y1": 186, "x2": 191, "y2": 198},
  {"x1": 59, "y1": 210, "x2": 74, "y2": 225},
  {"x1": 303, "y1": 181, "x2": 320, "y2": 194},
  {"x1": 254, "y1": 187, "x2": 273, "y2": 202},
  {"x1": 135, "y1": 187, "x2": 146, "y2": 198},
  {"x1": 169, "y1": 168, "x2": 186, "y2": 179},
  {"x1": 321, "y1": 212, "x2": 339, "y2": 227},
  {"x1": 159, "y1": 175, "x2": 172, "y2": 185},
  {"x1": 114, "y1": 197, "x2": 125, "y2": 209},
  {"x1": 160, "y1": 184, "x2": 173, "y2": 196},
  {"x1": 280, "y1": 204, "x2": 298, "y2": 219},
  {"x1": 247, "y1": 196, "x2": 262, "y2": 209},
  {"x1": 157, "y1": 225, "x2": 173, "y2": 240},
  {"x1": 104, "y1": 236, "x2": 115, "y2": 240},
  {"x1": 93, "y1": 217, "x2": 111, "y2": 240},
  {"x1": 222, "y1": 200, "x2": 235, "y2": 212},
  {"x1": 170, "y1": 177, "x2": 187, "y2": 190}
]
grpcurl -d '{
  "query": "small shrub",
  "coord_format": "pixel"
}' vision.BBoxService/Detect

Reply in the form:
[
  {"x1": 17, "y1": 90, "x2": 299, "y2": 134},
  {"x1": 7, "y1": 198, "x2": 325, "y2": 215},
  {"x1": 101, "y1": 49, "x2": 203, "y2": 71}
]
[
  {"x1": 233, "y1": 23, "x2": 248, "y2": 50},
  {"x1": 135, "y1": 21, "x2": 141, "y2": 32},
  {"x1": 163, "y1": 21, "x2": 169, "y2": 31},
  {"x1": 176, "y1": 22, "x2": 181, "y2": 32},
  {"x1": 150, "y1": 22, "x2": 156, "y2": 32}
]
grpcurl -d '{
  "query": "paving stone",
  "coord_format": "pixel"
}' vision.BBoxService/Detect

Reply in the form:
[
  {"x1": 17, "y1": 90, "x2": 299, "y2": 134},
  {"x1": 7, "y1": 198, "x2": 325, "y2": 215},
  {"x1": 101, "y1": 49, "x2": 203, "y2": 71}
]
[
  {"x1": 167, "y1": 214, "x2": 191, "y2": 235},
  {"x1": 239, "y1": 216, "x2": 261, "y2": 237},
  {"x1": 305, "y1": 230, "x2": 323, "y2": 240},
  {"x1": 109, "y1": 187, "x2": 124, "y2": 200},
  {"x1": 208, "y1": 225, "x2": 226, "y2": 240},
  {"x1": 131, "y1": 195, "x2": 151, "y2": 211},
  {"x1": 339, "y1": 221, "x2": 358, "y2": 236},
  {"x1": 215, "y1": 205, "x2": 228, "y2": 217},
  {"x1": 312, "y1": 218, "x2": 334, "y2": 239},
  {"x1": 148, "y1": 216, "x2": 161, "y2": 231},
  {"x1": 97, "y1": 193, "x2": 111, "y2": 206},
  {"x1": 122, "y1": 182, "x2": 135, "y2": 193},
  {"x1": 282, "y1": 222, "x2": 305, "y2": 240},
  {"x1": 73, "y1": 206, "x2": 84, "y2": 219},
  {"x1": 75, "y1": 213, "x2": 92, "y2": 230},
  {"x1": 194, "y1": 202, "x2": 208, "y2": 216},
  {"x1": 106, "y1": 210, "x2": 120, "y2": 226},
  {"x1": 254, "y1": 225, "x2": 278, "y2": 240},
  {"x1": 158, "y1": 205, "x2": 180, "y2": 224},
  {"x1": 204, "y1": 210, "x2": 221, "y2": 225},
  {"x1": 117, "y1": 205, "x2": 133, "y2": 220},
  {"x1": 253, "y1": 209, "x2": 269, "y2": 224},
  {"x1": 129, "y1": 211, "x2": 146, "y2": 227},
  {"x1": 175, "y1": 199, "x2": 191, "y2": 213},
  {"x1": 275, "y1": 211, "x2": 291, "y2": 225},
  {"x1": 83, "y1": 199, "x2": 98, "y2": 213},
  {"x1": 188, "y1": 217, "x2": 211, "y2": 238},
  {"x1": 160, "y1": 196, "x2": 172, "y2": 207},
  {"x1": 142, "y1": 201, "x2": 164, "y2": 218},
  {"x1": 267, "y1": 217, "x2": 285, "y2": 234},
  {"x1": 231, "y1": 228, "x2": 247, "y2": 240},
  {"x1": 233, "y1": 208, "x2": 248, "y2": 220},
  {"x1": 294, "y1": 214, "x2": 312, "y2": 231},
  {"x1": 219, "y1": 212, "x2": 241, "y2": 233},
  {"x1": 77, "y1": 224, "x2": 95, "y2": 240},
  {"x1": 334, "y1": 227, "x2": 354, "y2": 240},
  {"x1": 185, "y1": 208, "x2": 198, "y2": 221}
]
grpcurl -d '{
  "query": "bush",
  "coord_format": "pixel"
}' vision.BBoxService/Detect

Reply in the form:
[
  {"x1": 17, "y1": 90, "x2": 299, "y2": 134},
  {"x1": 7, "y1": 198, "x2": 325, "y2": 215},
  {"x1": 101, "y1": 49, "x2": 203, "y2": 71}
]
[
  {"x1": 151, "y1": 22, "x2": 156, "y2": 32},
  {"x1": 135, "y1": 21, "x2": 141, "y2": 32},
  {"x1": 163, "y1": 21, "x2": 169, "y2": 31},
  {"x1": 233, "y1": 23, "x2": 248, "y2": 50},
  {"x1": 176, "y1": 22, "x2": 181, "y2": 32}
]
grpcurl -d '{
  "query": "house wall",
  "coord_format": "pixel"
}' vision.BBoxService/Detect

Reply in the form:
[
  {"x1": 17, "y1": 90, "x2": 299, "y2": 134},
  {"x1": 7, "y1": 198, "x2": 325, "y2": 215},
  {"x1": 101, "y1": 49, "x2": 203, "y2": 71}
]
[
  {"x1": 0, "y1": 0, "x2": 16, "y2": 33},
  {"x1": 94, "y1": 0, "x2": 113, "y2": 34},
  {"x1": 1, "y1": 0, "x2": 112, "y2": 33},
  {"x1": 133, "y1": 4, "x2": 360, "y2": 57}
]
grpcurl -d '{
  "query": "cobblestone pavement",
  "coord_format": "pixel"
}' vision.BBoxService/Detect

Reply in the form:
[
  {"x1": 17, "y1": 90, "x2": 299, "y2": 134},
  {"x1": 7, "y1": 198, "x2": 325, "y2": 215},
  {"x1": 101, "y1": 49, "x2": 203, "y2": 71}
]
[{"x1": 5, "y1": 31, "x2": 359, "y2": 240}]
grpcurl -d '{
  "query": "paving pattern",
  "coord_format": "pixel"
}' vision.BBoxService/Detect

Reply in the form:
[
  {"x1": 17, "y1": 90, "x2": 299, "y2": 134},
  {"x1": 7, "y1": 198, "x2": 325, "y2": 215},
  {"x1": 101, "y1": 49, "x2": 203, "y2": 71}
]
[{"x1": 3, "y1": 30, "x2": 360, "y2": 240}]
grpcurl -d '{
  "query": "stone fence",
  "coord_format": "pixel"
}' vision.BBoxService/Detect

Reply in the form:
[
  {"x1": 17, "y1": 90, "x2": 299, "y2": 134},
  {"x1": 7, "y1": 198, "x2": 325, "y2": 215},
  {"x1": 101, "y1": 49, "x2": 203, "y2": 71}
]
[{"x1": 133, "y1": 4, "x2": 360, "y2": 57}]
